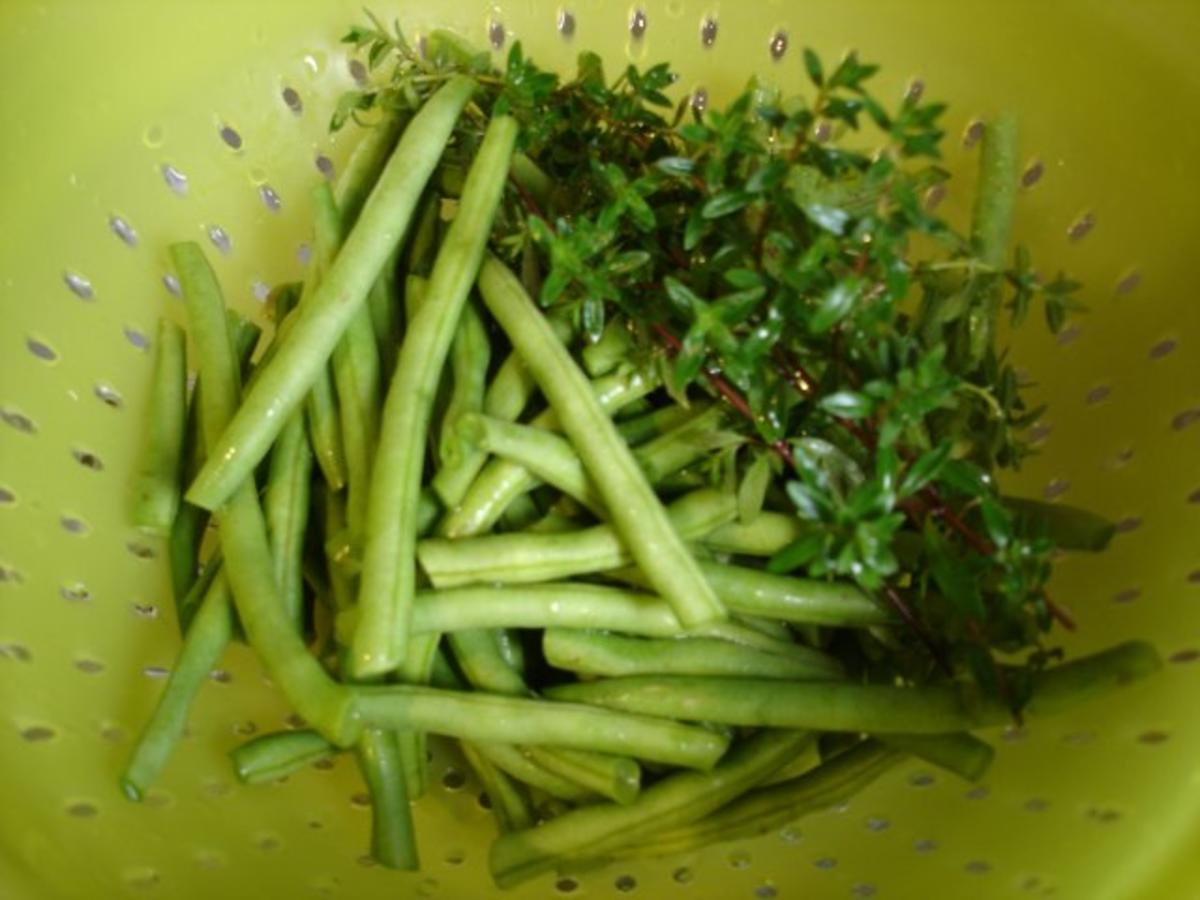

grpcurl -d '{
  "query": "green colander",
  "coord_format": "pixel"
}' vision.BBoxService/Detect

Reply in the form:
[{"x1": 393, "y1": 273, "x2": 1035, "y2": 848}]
[{"x1": 2, "y1": 1, "x2": 1198, "y2": 897}]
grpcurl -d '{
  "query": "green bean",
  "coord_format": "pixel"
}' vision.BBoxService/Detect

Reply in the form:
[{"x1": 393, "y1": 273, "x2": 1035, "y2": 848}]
[
  {"x1": 456, "y1": 413, "x2": 604, "y2": 513},
  {"x1": 170, "y1": 242, "x2": 356, "y2": 745},
  {"x1": 167, "y1": 318, "x2": 260, "y2": 626},
  {"x1": 636, "y1": 405, "x2": 731, "y2": 482},
  {"x1": 367, "y1": 244, "x2": 403, "y2": 374},
  {"x1": 965, "y1": 113, "x2": 1018, "y2": 367},
  {"x1": 447, "y1": 628, "x2": 640, "y2": 804},
  {"x1": 702, "y1": 511, "x2": 815, "y2": 556},
  {"x1": 521, "y1": 747, "x2": 641, "y2": 806},
  {"x1": 478, "y1": 257, "x2": 726, "y2": 628},
  {"x1": 1023, "y1": 640, "x2": 1161, "y2": 717},
  {"x1": 461, "y1": 742, "x2": 534, "y2": 833},
  {"x1": 971, "y1": 114, "x2": 1019, "y2": 270},
  {"x1": 429, "y1": 647, "x2": 465, "y2": 690},
  {"x1": 611, "y1": 561, "x2": 889, "y2": 628},
  {"x1": 396, "y1": 630, "x2": 442, "y2": 800},
  {"x1": 265, "y1": 412, "x2": 312, "y2": 632},
  {"x1": 409, "y1": 583, "x2": 681, "y2": 636},
  {"x1": 494, "y1": 629, "x2": 526, "y2": 675},
  {"x1": 352, "y1": 114, "x2": 518, "y2": 679},
  {"x1": 356, "y1": 729, "x2": 419, "y2": 869},
  {"x1": 126, "y1": 248, "x2": 262, "y2": 797},
  {"x1": 882, "y1": 732, "x2": 994, "y2": 783},
  {"x1": 334, "y1": 111, "x2": 408, "y2": 229},
  {"x1": 449, "y1": 629, "x2": 530, "y2": 696},
  {"x1": 352, "y1": 685, "x2": 729, "y2": 771},
  {"x1": 733, "y1": 613, "x2": 794, "y2": 642},
  {"x1": 175, "y1": 555, "x2": 222, "y2": 636},
  {"x1": 321, "y1": 486, "x2": 355, "y2": 613},
  {"x1": 432, "y1": 314, "x2": 573, "y2": 508},
  {"x1": 419, "y1": 488, "x2": 735, "y2": 587},
  {"x1": 338, "y1": 584, "x2": 824, "y2": 661},
  {"x1": 404, "y1": 273, "x2": 428, "y2": 325},
  {"x1": 547, "y1": 642, "x2": 1163, "y2": 734},
  {"x1": 305, "y1": 367, "x2": 346, "y2": 491},
  {"x1": 458, "y1": 404, "x2": 728, "y2": 517},
  {"x1": 186, "y1": 77, "x2": 477, "y2": 511},
  {"x1": 581, "y1": 319, "x2": 635, "y2": 377},
  {"x1": 312, "y1": 183, "x2": 382, "y2": 540},
  {"x1": 132, "y1": 318, "x2": 188, "y2": 535},
  {"x1": 616, "y1": 740, "x2": 900, "y2": 861},
  {"x1": 509, "y1": 152, "x2": 553, "y2": 211},
  {"x1": 543, "y1": 630, "x2": 842, "y2": 680},
  {"x1": 546, "y1": 675, "x2": 976, "y2": 734},
  {"x1": 614, "y1": 403, "x2": 697, "y2": 446},
  {"x1": 121, "y1": 575, "x2": 234, "y2": 799},
  {"x1": 472, "y1": 744, "x2": 593, "y2": 802},
  {"x1": 303, "y1": 189, "x2": 351, "y2": 493},
  {"x1": 438, "y1": 300, "x2": 491, "y2": 475},
  {"x1": 1001, "y1": 496, "x2": 1116, "y2": 552},
  {"x1": 488, "y1": 730, "x2": 808, "y2": 888},
  {"x1": 231, "y1": 729, "x2": 338, "y2": 784},
  {"x1": 406, "y1": 192, "x2": 441, "y2": 278},
  {"x1": 438, "y1": 365, "x2": 656, "y2": 538}
]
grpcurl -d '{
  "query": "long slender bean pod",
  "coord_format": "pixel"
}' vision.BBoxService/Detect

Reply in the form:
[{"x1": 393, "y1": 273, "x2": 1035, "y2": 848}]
[
  {"x1": 462, "y1": 742, "x2": 535, "y2": 833},
  {"x1": 231, "y1": 729, "x2": 338, "y2": 784},
  {"x1": 187, "y1": 77, "x2": 477, "y2": 510},
  {"x1": 613, "y1": 560, "x2": 890, "y2": 628},
  {"x1": 121, "y1": 575, "x2": 234, "y2": 799},
  {"x1": 543, "y1": 630, "x2": 841, "y2": 680},
  {"x1": 356, "y1": 729, "x2": 419, "y2": 869},
  {"x1": 477, "y1": 255, "x2": 725, "y2": 628},
  {"x1": 438, "y1": 365, "x2": 656, "y2": 538},
  {"x1": 351, "y1": 114, "x2": 517, "y2": 679},
  {"x1": 882, "y1": 732, "x2": 994, "y2": 782},
  {"x1": 352, "y1": 685, "x2": 728, "y2": 771},
  {"x1": 545, "y1": 642, "x2": 1162, "y2": 734},
  {"x1": 419, "y1": 488, "x2": 735, "y2": 587},
  {"x1": 132, "y1": 318, "x2": 188, "y2": 534},
  {"x1": 473, "y1": 744, "x2": 594, "y2": 802},
  {"x1": 615, "y1": 740, "x2": 900, "y2": 861},
  {"x1": 170, "y1": 242, "x2": 356, "y2": 745},
  {"x1": 488, "y1": 730, "x2": 808, "y2": 888}
]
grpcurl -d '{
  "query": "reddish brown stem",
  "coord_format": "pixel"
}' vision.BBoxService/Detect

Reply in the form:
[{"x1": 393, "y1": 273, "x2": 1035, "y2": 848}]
[
  {"x1": 966, "y1": 619, "x2": 1020, "y2": 722},
  {"x1": 653, "y1": 323, "x2": 795, "y2": 467},
  {"x1": 1043, "y1": 594, "x2": 1077, "y2": 632},
  {"x1": 884, "y1": 584, "x2": 952, "y2": 676},
  {"x1": 508, "y1": 172, "x2": 547, "y2": 221}
]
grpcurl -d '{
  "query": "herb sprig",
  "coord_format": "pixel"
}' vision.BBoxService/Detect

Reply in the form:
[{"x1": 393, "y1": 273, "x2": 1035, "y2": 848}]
[{"x1": 334, "y1": 21, "x2": 1100, "y2": 712}]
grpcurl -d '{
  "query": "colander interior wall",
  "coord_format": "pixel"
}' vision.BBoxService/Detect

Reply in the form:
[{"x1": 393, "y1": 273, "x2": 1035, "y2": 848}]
[{"x1": 1, "y1": 2, "x2": 1198, "y2": 898}]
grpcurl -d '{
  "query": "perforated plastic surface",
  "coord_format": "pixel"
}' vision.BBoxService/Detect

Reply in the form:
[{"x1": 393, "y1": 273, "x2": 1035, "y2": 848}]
[{"x1": 1, "y1": 2, "x2": 1198, "y2": 898}]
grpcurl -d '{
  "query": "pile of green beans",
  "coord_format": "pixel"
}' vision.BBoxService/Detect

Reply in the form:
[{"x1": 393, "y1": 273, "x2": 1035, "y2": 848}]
[{"x1": 122, "y1": 75, "x2": 1162, "y2": 887}]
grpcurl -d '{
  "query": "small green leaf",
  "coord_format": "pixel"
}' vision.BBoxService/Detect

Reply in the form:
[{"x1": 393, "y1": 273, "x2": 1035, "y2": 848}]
[
  {"x1": 609, "y1": 250, "x2": 651, "y2": 274},
  {"x1": 785, "y1": 480, "x2": 826, "y2": 521},
  {"x1": 900, "y1": 441, "x2": 953, "y2": 497},
  {"x1": 767, "y1": 531, "x2": 827, "y2": 574},
  {"x1": 930, "y1": 552, "x2": 985, "y2": 618},
  {"x1": 724, "y1": 268, "x2": 764, "y2": 290},
  {"x1": 581, "y1": 296, "x2": 606, "y2": 343},
  {"x1": 737, "y1": 451, "x2": 773, "y2": 524},
  {"x1": 654, "y1": 156, "x2": 696, "y2": 176},
  {"x1": 664, "y1": 277, "x2": 704, "y2": 318},
  {"x1": 803, "y1": 48, "x2": 825, "y2": 86},
  {"x1": 701, "y1": 190, "x2": 753, "y2": 220},
  {"x1": 809, "y1": 279, "x2": 860, "y2": 334},
  {"x1": 803, "y1": 203, "x2": 851, "y2": 235},
  {"x1": 672, "y1": 349, "x2": 705, "y2": 391},
  {"x1": 819, "y1": 390, "x2": 873, "y2": 420},
  {"x1": 936, "y1": 465, "x2": 993, "y2": 501}
]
